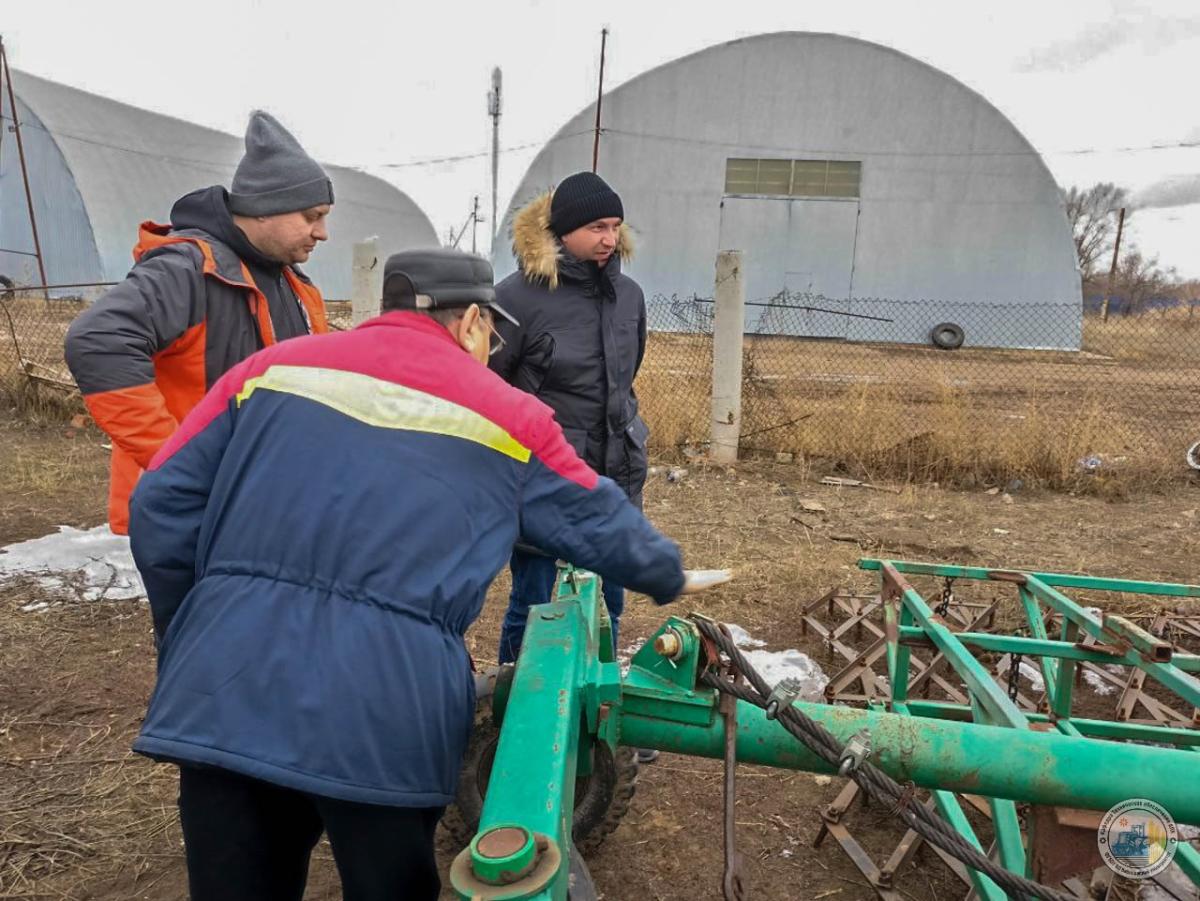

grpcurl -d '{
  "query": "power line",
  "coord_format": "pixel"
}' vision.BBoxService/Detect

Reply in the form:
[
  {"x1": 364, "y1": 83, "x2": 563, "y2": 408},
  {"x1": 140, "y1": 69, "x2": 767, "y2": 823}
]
[
  {"x1": 0, "y1": 111, "x2": 589, "y2": 174},
  {"x1": 600, "y1": 126, "x2": 1200, "y2": 158}
]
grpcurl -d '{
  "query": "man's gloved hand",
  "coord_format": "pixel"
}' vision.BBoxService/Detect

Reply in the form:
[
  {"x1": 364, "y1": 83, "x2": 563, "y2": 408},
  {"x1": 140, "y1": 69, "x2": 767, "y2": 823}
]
[{"x1": 681, "y1": 569, "x2": 733, "y2": 594}]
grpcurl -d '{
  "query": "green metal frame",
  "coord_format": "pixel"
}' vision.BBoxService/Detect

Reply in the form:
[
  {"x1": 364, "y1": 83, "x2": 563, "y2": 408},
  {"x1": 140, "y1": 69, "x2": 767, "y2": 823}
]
[{"x1": 450, "y1": 562, "x2": 1200, "y2": 900}]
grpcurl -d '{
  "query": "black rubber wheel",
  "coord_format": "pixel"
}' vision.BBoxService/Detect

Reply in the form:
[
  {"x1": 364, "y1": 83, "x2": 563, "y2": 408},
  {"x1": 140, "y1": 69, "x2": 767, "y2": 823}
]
[
  {"x1": 1187, "y1": 440, "x2": 1200, "y2": 472},
  {"x1": 442, "y1": 669, "x2": 638, "y2": 854},
  {"x1": 568, "y1": 847, "x2": 599, "y2": 900},
  {"x1": 930, "y1": 322, "x2": 965, "y2": 350}
]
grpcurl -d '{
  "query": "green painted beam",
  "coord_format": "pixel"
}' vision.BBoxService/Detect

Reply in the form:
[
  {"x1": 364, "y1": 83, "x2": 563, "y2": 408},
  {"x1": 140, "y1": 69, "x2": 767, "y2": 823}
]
[
  {"x1": 880, "y1": 562, "x2": 1029, "y2": 730},
  {"x1": 931, "y1": 790, "x2": 1007, "y2": 901},
  {"x1": 858, "y1": 559, "x2": 1200, "y2": 598},
  {"x1": 1177, "y1": 842, "x2": 1200, "y2": 887},
  {"x1": 451, "y1": 595, "x2": 590, "y2": 900},
  {"x1": 896, "y1": 626, "x2": 1200, "y2": 673},
  {"x1": 1023, "y1": 575, "x2": 1200, "y2": 714},
  {"x1": 1018, "y1": 585, "x2": 1060, "y2": 704},
  {"x1": 617, "y1": 694, "x2": 1200, "y2": 822}
]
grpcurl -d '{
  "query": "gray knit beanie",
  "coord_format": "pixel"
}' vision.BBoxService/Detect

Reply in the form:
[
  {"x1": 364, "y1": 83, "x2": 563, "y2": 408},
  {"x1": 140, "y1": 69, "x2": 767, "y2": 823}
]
[{"x1": 228, "y1": 111, "x2": 334, "y2": 217}]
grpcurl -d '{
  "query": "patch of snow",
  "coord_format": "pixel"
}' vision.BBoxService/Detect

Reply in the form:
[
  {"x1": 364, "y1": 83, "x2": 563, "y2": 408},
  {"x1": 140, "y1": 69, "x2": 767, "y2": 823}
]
[
  {"x1": 0, "y1": 526, "x2": 144, "y2": 603},
  {"x1": 726, "y1": 623, "x2": 766, "y2": 649},
  {"x1": 727, "y1": 623, "x2": 826, "y2": 697},
  {"x1": 1082, "y1": 668, "x2": 1117, "y2": 696}
]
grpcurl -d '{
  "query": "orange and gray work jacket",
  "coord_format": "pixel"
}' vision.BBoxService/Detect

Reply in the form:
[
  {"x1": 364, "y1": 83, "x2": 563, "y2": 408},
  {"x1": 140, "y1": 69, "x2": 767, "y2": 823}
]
[{"x1": 64, "y1": 221, "x2": 327, "y2": 534}]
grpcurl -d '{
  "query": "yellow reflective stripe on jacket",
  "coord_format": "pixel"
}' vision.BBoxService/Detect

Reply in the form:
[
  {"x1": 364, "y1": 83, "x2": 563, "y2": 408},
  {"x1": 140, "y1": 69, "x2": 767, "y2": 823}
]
[{"x1": 235, "y1": 365, "x2": 531, "y2": 462}]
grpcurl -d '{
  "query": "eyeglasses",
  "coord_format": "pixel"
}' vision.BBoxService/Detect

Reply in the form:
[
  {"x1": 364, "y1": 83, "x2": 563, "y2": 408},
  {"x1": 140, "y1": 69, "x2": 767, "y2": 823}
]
[{"x1": 482, "y1": 315, "x2": 506, "y2": 357}]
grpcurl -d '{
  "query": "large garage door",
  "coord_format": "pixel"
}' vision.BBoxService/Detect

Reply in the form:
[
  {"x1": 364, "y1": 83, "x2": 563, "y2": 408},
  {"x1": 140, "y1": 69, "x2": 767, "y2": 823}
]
[{"x1": 717, "y1": 196, "x2": 859, "y2": 337}]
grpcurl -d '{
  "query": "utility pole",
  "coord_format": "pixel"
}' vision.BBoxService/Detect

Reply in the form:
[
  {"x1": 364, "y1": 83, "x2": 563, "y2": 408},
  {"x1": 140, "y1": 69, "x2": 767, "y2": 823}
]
[
  {"x1": 1100, "y1": 206, "x2": 1126, "y2": 323},
  {"x1": 591, "y1": 28, "x2": 608, "y2": 173},
  {"x1": 470, "y1": 196, "x2": 480, "y2": 255},
  {"x1": 488, "y1": 68, "x2": 502, "y2": 258},
  {"x1": 0, "y1": 36, "x2": 49, "y2": 290}
]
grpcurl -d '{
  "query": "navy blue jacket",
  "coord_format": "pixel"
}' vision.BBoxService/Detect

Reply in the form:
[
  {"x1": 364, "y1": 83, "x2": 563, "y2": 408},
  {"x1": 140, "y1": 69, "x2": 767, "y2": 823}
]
[{"x1": 128, "y1": 312, "x2": 685, "y2": 807}]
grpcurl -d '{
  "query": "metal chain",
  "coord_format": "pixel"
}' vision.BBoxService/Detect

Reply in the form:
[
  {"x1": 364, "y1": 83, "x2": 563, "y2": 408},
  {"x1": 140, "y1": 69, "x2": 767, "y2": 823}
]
[
  {"x1": 1008, "y1": 652, "x2": 1024, "y2": 702},
  {"x1": 935, "y1": 577, "x2": 955, "y2": 618}
]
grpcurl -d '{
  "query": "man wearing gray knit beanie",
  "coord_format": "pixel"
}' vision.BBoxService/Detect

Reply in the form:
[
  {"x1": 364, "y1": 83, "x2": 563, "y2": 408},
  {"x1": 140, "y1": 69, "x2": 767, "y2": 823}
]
[{"x1": 65, "y1": 110, "x2": 333, "y2": 536}]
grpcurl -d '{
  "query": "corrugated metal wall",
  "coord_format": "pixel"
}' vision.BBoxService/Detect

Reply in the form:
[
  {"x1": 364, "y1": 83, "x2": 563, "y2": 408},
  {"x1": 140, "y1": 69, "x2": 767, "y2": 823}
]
[
  {"x1": 497, "y1": 33, "x2": 1083, "y2": 350},
  {"x1": 4, "y1": 71, "x2": 439, "y2": 299}
]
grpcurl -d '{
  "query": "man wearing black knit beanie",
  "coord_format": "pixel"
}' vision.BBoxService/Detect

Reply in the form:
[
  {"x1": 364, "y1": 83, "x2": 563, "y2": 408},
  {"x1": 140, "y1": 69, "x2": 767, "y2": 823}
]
[{"x1": 490, "y1": 173, "x2": 657, "y2": 761}]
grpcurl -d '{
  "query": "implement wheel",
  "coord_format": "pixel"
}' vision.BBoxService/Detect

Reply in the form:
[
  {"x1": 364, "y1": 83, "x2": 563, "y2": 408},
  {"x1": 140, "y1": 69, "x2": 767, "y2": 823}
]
[{"x1": 442, "y1": 666, "x2": 638, "y2": 854}]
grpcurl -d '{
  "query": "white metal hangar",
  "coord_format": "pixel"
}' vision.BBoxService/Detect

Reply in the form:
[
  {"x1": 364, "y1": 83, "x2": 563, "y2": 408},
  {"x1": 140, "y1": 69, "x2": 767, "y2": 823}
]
[
  {"x1": 0, "y1": 70, "x2": 438, "y2": 299},
  {"x1": 496, "y1": 32, "x2": 1083, "y2": 350}
]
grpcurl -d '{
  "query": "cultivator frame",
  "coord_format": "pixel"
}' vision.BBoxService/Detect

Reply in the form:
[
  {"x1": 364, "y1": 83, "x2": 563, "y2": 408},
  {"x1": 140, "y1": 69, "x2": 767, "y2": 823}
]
[{"x1": 449, "y1": 562, "x2": 1200, "y2": 900}]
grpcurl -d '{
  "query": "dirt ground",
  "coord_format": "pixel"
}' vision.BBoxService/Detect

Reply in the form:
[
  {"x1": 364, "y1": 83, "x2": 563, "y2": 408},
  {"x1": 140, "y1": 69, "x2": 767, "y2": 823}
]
[{"x1": 2, "y1": 417, "x2": 1199, "y2": 900}]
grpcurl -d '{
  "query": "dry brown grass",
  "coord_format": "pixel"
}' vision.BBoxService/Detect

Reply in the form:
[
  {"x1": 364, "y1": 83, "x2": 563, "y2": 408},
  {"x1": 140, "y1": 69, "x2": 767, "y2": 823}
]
[
  {"x1": 639, "y1": 325, "x2": 1200, "y2": 494},
  {"x1": 5, "y1": 296, "x2": 1199, "y2": 493},
  {"x1": 1082, "y1": 306, "x2": 1200, "y2": 362}
]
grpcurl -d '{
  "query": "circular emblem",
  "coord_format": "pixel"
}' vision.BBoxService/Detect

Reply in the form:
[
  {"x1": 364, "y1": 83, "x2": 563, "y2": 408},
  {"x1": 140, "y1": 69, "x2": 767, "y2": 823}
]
[{"x1": 1097, "y1": 798, "x2": 1178, "y2": 879}]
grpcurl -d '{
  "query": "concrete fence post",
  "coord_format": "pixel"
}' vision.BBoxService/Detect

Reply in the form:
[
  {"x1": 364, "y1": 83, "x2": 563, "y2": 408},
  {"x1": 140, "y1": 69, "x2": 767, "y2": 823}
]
[
  {"x1": 711, "y1": 250, "x2": 745, "y2": 463},
  {"x1": 351, "y1": 237, "x2": 382, "y2": 326}
]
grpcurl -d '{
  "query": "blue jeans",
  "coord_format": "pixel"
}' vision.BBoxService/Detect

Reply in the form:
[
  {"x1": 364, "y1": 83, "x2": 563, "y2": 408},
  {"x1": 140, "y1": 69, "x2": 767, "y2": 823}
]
[{"x1": 498, "y1": 549, "x2": 624, "y2": 664}]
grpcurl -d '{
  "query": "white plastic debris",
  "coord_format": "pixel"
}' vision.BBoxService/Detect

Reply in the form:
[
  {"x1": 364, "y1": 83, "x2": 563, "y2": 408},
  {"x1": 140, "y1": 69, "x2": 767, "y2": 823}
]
[
  {"x1": 0, "y1": 526, "x2": 145, "y2": 604},
  {"x1": 742, "y1": 647, "x2": 828, "y2": 698}
]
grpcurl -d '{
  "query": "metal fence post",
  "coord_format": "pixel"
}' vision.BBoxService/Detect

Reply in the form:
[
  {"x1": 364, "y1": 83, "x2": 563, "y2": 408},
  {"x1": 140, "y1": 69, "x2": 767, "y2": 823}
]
[
  {"x1": 351, "y1": 237, "x2": 382, "y2": 326},
  {"x1": 711, "y1": 250, "x2": 745, "y2": 463}
]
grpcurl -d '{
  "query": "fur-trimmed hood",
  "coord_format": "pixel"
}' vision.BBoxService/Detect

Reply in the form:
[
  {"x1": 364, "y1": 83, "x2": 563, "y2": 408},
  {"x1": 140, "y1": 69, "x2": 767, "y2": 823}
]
[{"x1": 510, "y1": 190, "x2": 634, "y2": 289}]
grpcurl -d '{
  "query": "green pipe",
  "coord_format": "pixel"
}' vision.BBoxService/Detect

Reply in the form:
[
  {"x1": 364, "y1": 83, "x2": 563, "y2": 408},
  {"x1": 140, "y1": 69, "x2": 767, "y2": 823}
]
[{"x1": 618, "y1": 694, "x2": 1200, "y2": 824}]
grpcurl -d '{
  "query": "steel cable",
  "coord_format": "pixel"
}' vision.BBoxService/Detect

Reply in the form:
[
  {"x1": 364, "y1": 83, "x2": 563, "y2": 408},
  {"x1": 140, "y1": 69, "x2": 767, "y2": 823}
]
[{"x1": 693, "y1": 617, "x2": 1077, "y2": 901}]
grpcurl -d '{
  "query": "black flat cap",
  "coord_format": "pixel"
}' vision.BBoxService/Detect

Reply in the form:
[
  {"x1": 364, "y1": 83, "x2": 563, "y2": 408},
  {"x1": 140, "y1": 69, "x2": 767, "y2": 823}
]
[{"x1": 382, "y1": 247, "x2": 517, "y2": 325}]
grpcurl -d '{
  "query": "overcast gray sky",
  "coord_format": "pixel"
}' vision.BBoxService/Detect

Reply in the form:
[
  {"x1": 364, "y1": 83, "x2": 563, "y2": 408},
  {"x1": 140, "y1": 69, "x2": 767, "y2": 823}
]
[{"x1": 6, "y1": 0, "x2": 1199, "y2": 276}]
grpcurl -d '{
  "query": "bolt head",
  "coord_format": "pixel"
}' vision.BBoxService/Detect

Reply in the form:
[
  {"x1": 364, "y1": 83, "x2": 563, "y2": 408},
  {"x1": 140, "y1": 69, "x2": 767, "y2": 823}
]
[{"x1": 654, "y1": 630, "x2": 682, "y2": 659}]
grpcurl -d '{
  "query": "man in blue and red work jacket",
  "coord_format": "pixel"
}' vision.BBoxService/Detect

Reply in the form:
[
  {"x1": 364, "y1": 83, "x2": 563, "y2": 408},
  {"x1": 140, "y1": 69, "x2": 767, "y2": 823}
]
[{"x1": 127, "y1": 247, "x2": 728, "y2": 901}]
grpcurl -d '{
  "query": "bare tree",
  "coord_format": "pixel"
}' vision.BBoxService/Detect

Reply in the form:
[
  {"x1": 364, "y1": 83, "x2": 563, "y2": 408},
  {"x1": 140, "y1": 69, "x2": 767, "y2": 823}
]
[
  {"x1": 1113, "y1": 249, "x2": 1175, "y2": 316},
  {"x1": 1062, "y1": 183, "x2": 1131, "y2": 280}
]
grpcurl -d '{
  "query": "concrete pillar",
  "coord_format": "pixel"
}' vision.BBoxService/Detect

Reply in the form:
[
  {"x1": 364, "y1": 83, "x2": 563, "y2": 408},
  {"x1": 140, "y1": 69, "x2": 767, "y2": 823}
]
[
  {"x1": 351, "y1": 237, "x2": 382, "y2": 326},
  {"x1": 710, "y1": 250, "x2": 745, "y2": 464}
]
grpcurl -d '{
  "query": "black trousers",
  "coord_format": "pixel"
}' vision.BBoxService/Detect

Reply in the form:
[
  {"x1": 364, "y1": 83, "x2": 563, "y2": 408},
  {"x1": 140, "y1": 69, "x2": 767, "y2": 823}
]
[{"x1": 177, "y1": 765, "x2": 444, "y2": 901}]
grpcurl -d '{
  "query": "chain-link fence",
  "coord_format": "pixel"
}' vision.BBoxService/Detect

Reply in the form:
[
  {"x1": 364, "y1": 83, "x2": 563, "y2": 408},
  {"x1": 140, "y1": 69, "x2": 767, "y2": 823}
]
[
  {"x1": 6, "y1": 286, "x2": 1199, "y2": 487},
  {"x1": 0, "y1": 284, "x2": 108, "y2": 409},
  {"x1": 640, "y1": 290, "x2": 1200, "y2": 488}
]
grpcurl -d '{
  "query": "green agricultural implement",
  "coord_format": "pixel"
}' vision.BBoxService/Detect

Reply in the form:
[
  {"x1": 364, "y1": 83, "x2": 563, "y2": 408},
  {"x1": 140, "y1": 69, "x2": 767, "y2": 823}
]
[{"x1": 447, "y1": 561, "x2": 1200, "y2": 900}]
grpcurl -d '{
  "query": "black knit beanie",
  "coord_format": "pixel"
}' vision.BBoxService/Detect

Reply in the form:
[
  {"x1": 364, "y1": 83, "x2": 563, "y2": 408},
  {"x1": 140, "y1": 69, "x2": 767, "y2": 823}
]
[{"x1": 549, "y1": 172, "x2": 624, "y2": 237}]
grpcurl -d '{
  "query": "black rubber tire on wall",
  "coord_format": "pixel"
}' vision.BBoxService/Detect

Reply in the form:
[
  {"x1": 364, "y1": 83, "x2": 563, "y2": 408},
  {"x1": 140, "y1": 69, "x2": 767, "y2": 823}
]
[
  {"x1": 442, "y1": 688, "x2": 638, "y2": 855},
  {"x1": 1187, "y1": 440, "x2": 1200, "y2": 472},
  {"x1": 930, "y1": 322, "x2": 965, "y2": 350}
]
